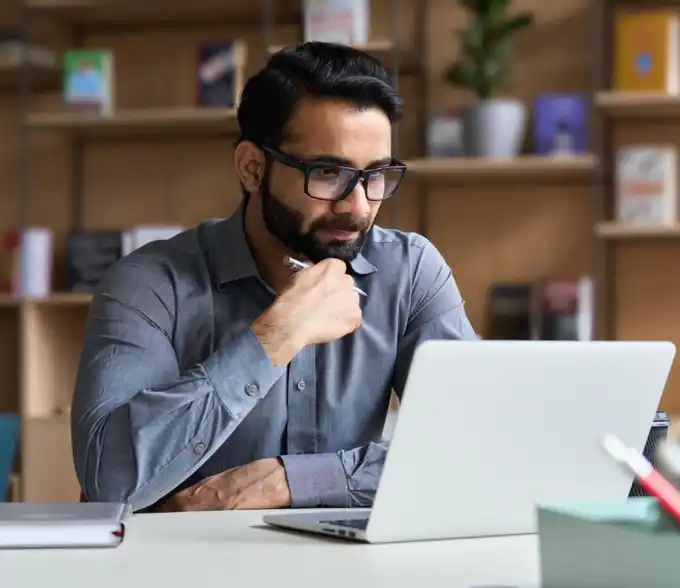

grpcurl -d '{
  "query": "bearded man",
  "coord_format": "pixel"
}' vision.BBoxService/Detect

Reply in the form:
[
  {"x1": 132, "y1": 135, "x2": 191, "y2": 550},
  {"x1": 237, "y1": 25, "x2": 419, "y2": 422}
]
[{"x1": 71, "y1": 41, "x2": 477, "y2": 513}]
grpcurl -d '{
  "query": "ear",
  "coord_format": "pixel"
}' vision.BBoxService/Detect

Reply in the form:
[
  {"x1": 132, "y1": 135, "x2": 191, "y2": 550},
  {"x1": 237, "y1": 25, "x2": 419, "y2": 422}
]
[{"x1": 234, "y1": 141, "x2": 265, "y2": 194}]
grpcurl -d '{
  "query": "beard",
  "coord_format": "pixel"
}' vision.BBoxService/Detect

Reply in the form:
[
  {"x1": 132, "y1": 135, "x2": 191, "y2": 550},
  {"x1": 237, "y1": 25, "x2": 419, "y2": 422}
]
[{"x1": 260, "y1": 179, "x2": 373, "y2": 264}]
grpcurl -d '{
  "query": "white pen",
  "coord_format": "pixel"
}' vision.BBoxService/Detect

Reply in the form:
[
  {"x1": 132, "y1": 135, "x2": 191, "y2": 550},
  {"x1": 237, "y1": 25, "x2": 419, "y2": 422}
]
[{"x1": 283, "y1": 255, "x2": 367, "y2": 297}]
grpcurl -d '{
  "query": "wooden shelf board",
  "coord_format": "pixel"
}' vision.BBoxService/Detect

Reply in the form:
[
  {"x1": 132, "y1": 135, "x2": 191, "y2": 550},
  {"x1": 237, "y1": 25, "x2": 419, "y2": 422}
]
[
  {"x1": 404, "y1": 155, "x2": 598, "y2": 181},
  {"x1": 0, "y1": 294, "x2": 20, "y2": 308},
  {"x1": 0, "y1": 55, "x2": 60, "y2": 92},
  {"x1": 269, "y1": 40, "x2": 419, "y2": 72},
  {"x1": 25, "y1": 0, "x2": 301, "y2": 26},
  {"x1": 26, "y1": 107, "x2": 238, "y2": 136},
  {"x1": 0, "y1": 293, "x2": 91, "y2": 307},
  {"x1": 595, "y1": 222, "x2": 680, "y2": 239},
  {"x1": 596, "y1": 92, "x2": 680, "y2": 117},
  {"x1": 24, "y1": 293, "x2": 93, "y2": 306}
]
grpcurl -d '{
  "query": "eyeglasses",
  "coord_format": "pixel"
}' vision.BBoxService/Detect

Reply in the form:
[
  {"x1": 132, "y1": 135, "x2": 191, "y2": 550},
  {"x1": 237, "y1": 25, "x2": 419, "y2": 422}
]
[{"x1": 260, "y1": 144, "x2": 407, "y2": 202}]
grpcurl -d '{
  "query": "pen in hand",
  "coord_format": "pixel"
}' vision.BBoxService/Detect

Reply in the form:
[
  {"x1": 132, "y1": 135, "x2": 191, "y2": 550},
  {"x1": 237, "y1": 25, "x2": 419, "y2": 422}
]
[{"x1": 283, "y1": 255, "x2": 367, "y2": 297}]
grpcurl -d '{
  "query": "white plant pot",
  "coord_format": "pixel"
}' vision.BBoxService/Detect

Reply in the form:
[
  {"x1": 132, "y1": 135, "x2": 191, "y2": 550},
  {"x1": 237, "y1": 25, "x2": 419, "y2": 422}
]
[{"x1": 461, "y1": 98, "x2": 526, "y2": 158}]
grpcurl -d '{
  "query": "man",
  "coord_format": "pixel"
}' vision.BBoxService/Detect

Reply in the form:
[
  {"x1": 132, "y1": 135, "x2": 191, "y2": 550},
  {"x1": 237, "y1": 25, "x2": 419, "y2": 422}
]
[{"x1": 71, "y1": 42, "x2": 477, "y2": 513}]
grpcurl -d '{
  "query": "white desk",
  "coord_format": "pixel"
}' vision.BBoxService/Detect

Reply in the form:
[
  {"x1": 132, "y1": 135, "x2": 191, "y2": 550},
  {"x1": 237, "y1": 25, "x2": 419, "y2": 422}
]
[{"x1": 0, "y1": 509, "x2": 540, "y2": 587}]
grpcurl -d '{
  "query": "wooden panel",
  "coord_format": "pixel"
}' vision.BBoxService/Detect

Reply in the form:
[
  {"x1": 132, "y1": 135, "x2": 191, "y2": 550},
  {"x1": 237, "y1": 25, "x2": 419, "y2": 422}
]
[
  {"x1": 613, "y1": 242, "x2": 680, "y2": 413},
  {"x1": 21, "y1": 416, "x2": 80, "y2": 502},
  {"x1": 608, "y1": 119, "x2": 680, "y2": 412},
  {"x1": 21, "y1": 301, "x2": 89, "y2": 418},
  {"x1": 427, "y1": 182, "x2": 593, "y2": 334}
]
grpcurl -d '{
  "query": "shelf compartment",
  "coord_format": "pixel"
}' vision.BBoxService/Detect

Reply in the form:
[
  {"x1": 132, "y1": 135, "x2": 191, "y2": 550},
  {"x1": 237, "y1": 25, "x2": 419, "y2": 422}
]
[
  {"x1": 26, "y1": 0, "x2": 302, "y2": 27},
  {"x1": 595, "y1": 222, "x2": 680, "y2": 239},
  {"x1": 404, "y1": 155, "x2": 598, "y2": 182},
  {"x1": 21, "y1": 300, "x2": 90, "y2": 419},
  {"x1": 595, "y1": 92, "x2": 680, "y2": 118},
  {"x1": 0, "y1": 54, "x2": 60, "y2": 92},
  {"x1": 26, "y1": 107, "x2": 238, "y2": 137},
  {"x1": 21, "y1": 416, "x2": 80, "y2": 502}
]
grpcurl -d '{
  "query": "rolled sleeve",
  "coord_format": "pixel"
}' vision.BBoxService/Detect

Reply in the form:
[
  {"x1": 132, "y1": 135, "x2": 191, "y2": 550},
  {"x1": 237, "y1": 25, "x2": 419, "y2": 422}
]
[{"x1": 280, "y1": 452, "x2": 349, "y2": 508}]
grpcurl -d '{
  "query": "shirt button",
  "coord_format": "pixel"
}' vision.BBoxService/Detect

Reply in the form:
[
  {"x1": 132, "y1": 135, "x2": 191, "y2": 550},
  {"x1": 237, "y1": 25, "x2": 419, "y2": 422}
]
[
  {"x1": 296, "y1": 380, "x2": 306, "y2": 391},
  {"x1": 193, "y1": 442, "x2": 206, "y2": 455},
  {"x1": 245, "y1": 383, "x2": 259, "y2": 396}
]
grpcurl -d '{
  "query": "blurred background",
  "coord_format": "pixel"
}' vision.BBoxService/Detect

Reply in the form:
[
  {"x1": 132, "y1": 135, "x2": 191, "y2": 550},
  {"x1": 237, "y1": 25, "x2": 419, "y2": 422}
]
[{"x1": 0, "y1": 0, "x2": 673, "y2": 504}]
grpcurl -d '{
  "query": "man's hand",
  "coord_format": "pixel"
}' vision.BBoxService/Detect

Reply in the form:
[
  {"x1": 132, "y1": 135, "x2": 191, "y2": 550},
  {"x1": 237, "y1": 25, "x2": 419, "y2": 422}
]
[
  {"x1": 252, "y1": 258, "x2": 362, "y2": 365},
  {"x1": 159, "y1": 458, "x2": 291, "y2": 512}
]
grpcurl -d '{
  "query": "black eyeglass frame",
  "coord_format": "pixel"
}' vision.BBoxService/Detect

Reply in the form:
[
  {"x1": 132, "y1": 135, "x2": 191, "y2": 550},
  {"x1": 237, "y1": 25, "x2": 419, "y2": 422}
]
[{"x1": 259, "y1": 143, "x2": 407, "y2": 202}]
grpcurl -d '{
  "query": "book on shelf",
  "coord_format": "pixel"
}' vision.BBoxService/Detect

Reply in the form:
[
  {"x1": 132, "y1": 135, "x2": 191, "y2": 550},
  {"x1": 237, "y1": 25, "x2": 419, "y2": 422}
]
[
  {"x1": 3, "y1": 228, "x2": 53, "y2": 298},
  {"x1": 613, "y1": 8, "x2": 680, "y2": 94},
  {"x1": 67, "y1": 225, "x2": 185, "y2": 293},
  {"x1": 532, "y1": 94, "x2": 588, "y2": 156},
  {"x1": 63, "y1": 49, "x2": 115, "y2": 114},
  {"x1": 303, "y1": 0, "x2": 370, "y2": 45},
  {"x1": 196, "y1": 40, "x2": 247, "y2": 108},
  {"x1": 615, "y1": 145, "x2": 678, "y2": 227},
  {"x1": 485, "y1": 277, "x2": 593, "y2": 341}
]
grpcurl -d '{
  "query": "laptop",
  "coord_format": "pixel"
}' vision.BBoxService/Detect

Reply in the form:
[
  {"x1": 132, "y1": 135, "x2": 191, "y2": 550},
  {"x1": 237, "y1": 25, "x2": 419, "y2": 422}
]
[
  {"x1": 0, "y1": 502, "x2": 131, "y2": 548},
  {"x1": 263, "y1": 339, "x2": 676, "y2": 543}
]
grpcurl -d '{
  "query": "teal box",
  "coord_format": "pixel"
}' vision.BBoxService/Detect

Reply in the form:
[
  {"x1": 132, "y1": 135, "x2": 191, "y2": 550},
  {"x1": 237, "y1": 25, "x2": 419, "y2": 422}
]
[{"x1": 538, "y1": 498, "x2": 680, "y2": 588}]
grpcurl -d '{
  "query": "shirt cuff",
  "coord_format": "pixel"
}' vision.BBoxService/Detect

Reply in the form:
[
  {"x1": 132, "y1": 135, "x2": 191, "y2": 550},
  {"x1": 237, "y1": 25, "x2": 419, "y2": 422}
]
[
  {"x1": 279, "y1": 452, "x2": 349, "y2": 508},
  {"x1": 200, "y1": 327, "x2": 286, "y2": 419}
]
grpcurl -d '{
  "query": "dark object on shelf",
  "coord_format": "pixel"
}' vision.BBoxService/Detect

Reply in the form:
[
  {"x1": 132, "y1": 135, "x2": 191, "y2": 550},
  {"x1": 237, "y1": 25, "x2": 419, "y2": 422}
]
[
  {"x1": 66, "y1": 230, "x2": 123, "y2": 293},
  {"x1": 628, "y1": 411, "x2": 671, "y2": 497}
]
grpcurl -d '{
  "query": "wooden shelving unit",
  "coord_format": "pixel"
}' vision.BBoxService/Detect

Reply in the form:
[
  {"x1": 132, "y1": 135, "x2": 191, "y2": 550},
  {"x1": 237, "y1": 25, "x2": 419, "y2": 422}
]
[
  {"x1": 4, "y1": 0, "x2": 415, "y2": 503},
  {"x1": 591, "y1": 4, "x2": 680, "y2": 413}
]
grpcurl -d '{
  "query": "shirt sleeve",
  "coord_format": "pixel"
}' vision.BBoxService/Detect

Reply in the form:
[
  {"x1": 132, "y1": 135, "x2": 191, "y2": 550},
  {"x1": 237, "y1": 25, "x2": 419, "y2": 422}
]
[
  {"x1": 278, "y1": 236, "x2": 478, "y2": 508},
  {"x1": 71, "y1": 258, "x2": 286, "y2": 513}
]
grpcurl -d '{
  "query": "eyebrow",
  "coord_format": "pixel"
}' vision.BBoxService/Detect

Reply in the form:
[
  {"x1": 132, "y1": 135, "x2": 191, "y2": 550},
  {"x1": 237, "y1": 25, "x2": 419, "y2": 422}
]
[{"x1": 305, "y1": 154, "x2": 394, "y2": 169}]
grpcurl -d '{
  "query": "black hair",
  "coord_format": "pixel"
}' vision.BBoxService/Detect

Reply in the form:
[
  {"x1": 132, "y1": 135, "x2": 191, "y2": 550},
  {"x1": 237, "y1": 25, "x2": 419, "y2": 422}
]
[{"x1": 236, "y1": 41, "x2": 404, "y2": 148}]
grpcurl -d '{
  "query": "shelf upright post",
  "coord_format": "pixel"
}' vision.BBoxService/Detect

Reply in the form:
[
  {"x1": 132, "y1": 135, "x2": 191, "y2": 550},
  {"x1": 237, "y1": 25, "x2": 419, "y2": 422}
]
[
  {"x1": 415, "y1": 0, "x2": 430, "y2": 238},
  {"x1": 591, "y1": 0, "x2": 614, "y2": 341},
  {"x1": 262, "y1": 0, "x2": 275, "y2": 61},
  {"x1": 17, "y1": 2, "x2": 31, "y2": 241}
]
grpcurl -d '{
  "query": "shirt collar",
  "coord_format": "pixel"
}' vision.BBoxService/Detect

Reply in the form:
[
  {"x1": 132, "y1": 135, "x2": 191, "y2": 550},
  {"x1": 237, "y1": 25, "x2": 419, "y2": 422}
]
[{"x1": 208, "y1": 201, "x2": 377, "y2": 290}]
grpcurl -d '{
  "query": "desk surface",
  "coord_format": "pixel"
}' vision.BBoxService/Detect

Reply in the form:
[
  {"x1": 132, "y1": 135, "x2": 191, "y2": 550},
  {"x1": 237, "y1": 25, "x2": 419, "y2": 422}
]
[{"x1": 0, "y1": 509, "x2": 540, "y2": 587}]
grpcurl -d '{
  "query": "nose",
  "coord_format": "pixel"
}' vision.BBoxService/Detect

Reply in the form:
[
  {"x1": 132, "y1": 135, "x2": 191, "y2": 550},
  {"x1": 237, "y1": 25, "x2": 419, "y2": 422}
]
[{"x1": 333, "y1": 179, "x2": 372, "y2": 218}]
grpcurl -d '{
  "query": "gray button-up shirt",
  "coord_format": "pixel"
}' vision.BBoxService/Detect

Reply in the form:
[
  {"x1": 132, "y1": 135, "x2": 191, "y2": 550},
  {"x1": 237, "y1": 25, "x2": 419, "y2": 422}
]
[{"x1": 71, "y1": 203, "x2": 477, "y2": 512}]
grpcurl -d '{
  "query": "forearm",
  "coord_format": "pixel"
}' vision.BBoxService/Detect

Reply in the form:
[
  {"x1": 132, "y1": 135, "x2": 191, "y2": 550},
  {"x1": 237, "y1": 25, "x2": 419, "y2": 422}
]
[
  {"x1": 279, "y1": 441, "x2": 388, "y2": 508},
  {"x1": 73, "y1": 327, "x2": 287, "y2": 512}
]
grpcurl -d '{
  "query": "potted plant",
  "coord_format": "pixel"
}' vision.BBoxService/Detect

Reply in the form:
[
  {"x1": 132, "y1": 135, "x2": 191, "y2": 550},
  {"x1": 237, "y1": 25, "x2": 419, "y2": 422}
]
[{"x1": 443, "y1": 0, "x2": 534, "y2": 158}]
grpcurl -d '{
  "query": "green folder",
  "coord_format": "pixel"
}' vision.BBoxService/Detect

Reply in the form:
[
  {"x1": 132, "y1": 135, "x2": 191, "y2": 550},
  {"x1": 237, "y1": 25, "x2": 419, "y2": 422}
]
[{"x1": 538, "y1": 497, "x2": 680, "y2": 588}]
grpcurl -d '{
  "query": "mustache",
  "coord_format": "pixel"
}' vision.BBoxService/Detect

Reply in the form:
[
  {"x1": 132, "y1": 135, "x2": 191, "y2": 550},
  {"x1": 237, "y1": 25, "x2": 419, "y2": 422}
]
[{"x1": 310, "y1": 214, "x2": 371, "y2": 232}]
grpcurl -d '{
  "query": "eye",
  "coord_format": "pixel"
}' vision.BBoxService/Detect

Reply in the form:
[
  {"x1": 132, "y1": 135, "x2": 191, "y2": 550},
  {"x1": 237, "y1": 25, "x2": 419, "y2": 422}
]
[{"x1": 316, "y1": 167, "x2": 341, "y2": 178}]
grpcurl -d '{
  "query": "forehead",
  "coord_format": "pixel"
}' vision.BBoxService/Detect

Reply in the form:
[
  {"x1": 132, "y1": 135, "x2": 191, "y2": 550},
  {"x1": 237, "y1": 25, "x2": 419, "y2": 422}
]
[{"x1": 282, "y1": 98, "x2": 392, "y2": 165}]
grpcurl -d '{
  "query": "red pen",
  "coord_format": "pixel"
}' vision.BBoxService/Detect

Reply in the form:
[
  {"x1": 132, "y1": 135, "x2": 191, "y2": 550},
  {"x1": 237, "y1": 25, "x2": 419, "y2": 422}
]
[{"x1": 602, "y1": 433, "x2": 680, "y2": 524}]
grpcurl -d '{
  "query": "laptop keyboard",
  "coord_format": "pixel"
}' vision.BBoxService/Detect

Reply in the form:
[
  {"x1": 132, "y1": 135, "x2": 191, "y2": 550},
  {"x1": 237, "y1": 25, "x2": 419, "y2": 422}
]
[{"x1": 320, "y1": 517, "x2": 369, "y2": 530}]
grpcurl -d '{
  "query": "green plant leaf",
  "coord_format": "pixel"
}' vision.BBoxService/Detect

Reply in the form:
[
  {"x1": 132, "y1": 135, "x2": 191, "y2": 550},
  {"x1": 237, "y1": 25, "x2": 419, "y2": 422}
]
[
  {"x1": 494, "y1": 13, "x2": 534, "y2": 38},
  {"x1": 442, "y1": 62, "x2": 477, "y2": 91},
  {"x1": 488, "y1": 0, "x2": 510, "y2": 18},
  {"x1": 444, "y1": 1, "x2": 534, "y2": 99},
  {"x1": 457, "y1": 21, "x2": 485, "y2": 60}
]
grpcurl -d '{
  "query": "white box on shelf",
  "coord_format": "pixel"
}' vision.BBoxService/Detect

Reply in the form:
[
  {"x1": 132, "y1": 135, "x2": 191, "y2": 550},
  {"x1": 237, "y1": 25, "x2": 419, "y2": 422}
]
[
  {"x1": 615, "y1": 144, "x2": 678, "y2": 226},
  {"x1": 303, "y1": 0, "x2": 370, "y2": 45}
]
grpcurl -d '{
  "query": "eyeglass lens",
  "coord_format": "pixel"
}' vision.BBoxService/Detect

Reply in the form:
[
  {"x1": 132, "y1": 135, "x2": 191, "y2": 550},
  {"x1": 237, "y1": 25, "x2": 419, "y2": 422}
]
[{"x1": 308, "y1": 166, "x2": 402, "y2": 201}]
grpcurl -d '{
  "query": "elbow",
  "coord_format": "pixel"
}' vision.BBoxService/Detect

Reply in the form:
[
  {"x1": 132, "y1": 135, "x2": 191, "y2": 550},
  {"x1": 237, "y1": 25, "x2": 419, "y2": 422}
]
[{"x1": 72, "y1": 408, "x2": 140, "y2": 507}]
